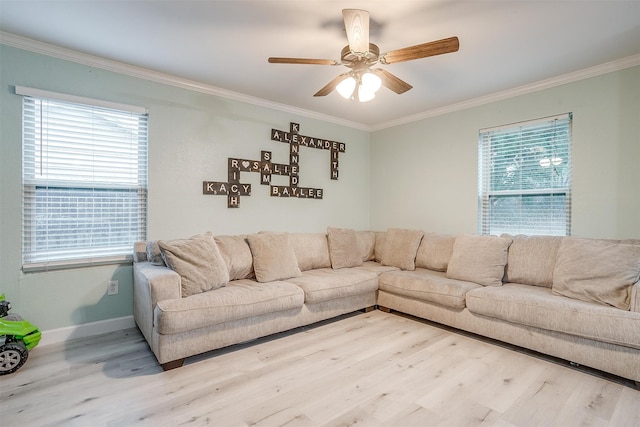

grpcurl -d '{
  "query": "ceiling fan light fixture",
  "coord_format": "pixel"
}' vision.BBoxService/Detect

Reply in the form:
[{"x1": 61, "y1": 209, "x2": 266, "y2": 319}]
[
  {"x1": 336, "y1": 71, "x2": 381, "y2": 102},
  {"x1": 361, "y1": 71, "x2": 382, "y2": 93},
  {"x1": 269, "y1": 10, "x2": 460, "y2": 101},
  {"x1": 336, "y1": 76, "x2": 357, "y2": 99},
  {"x1": 357, "y1": 85, "x2": 376, "y2": 102}
]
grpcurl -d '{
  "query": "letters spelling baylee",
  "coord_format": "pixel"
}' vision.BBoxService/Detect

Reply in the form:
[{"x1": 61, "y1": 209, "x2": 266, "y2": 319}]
[{"x1": 270, "y1": 186, "x2": 323, "y2": 199}]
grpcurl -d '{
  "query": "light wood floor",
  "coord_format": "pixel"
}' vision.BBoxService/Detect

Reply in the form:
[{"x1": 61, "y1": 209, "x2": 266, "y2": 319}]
[{"x1": 2, "y1": 310, "x2": 639, "y2": 427}]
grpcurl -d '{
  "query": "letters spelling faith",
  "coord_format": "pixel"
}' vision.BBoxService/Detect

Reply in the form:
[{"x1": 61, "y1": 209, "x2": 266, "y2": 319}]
[{"x1": 203, "y1": 122, "x2": 345, "y2": 208}]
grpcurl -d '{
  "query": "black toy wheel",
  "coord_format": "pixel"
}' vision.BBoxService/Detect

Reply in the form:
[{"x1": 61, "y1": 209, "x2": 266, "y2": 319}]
[{"x1": 0, "y1": 342, "x2": 28, "y2": 375}]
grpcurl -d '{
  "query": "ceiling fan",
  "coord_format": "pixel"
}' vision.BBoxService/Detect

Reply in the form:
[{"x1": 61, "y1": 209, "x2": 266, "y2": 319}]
[{"x1": 268, "y1": 9, "x2": 459, "y2": 102}]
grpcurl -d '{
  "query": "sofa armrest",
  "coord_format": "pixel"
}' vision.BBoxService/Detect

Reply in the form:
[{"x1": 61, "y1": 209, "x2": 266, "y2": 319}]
[
  {"x1": 631, "y1": 281, "x2": 639, "y2": 313},
  {"x1": 133, "y1": 262, "x2": 181, "y2": 342}
]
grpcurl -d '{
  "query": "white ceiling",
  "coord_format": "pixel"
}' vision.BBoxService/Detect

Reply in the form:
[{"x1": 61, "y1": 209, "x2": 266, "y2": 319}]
[{"x1": 1, "y1": 1, "x2": 640, "y2": 129}]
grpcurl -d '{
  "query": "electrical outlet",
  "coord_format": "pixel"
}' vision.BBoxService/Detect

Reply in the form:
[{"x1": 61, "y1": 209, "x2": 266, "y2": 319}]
[{"x1": 107, "y1": 280, "x2": 119, "y2": 295}]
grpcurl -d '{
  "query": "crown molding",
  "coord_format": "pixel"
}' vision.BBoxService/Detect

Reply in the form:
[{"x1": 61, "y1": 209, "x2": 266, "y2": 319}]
[
  {"x1": 0, "y1": 31, "x2": 370, "y2": 131},
  {"x1": 372, "y1": 53, "x2": 640, "y2": 131},
  {"x1": 3, "y1": 31, "x2": 638, "y2": 133}
]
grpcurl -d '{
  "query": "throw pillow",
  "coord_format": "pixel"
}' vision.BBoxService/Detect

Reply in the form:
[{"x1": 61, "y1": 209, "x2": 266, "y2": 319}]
[
  {"x1": 381, "y1": 228, "x2": 424, "y2": 271},
  {"x1": 552, "y1": 237, "x2": 640, "y2": 310},
  {"x1": 446, "y1": 234, "x2": 512, "y2": 287},
  {"x1": 415, "y1": 233, "x2": 455, "y2": 272},
  {"x1": 327, "y1": 227, "x2": 363, "y2": 269},
  {"x1": 133, "y1": 241, "x2": 148, "y2": 263},
  {"x1": 145, "y1": 241, "x2": 165, "y2": 266},
  {"x1": 247, "y1": 232, "x2": 302, "y2": 282},
  {"x1": 158, "y1": 233, "x2": 230, "y2": 298}
]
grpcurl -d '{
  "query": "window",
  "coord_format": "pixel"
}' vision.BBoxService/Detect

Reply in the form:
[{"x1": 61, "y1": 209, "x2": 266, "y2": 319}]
[
  {"x1": 478, "y1": 113, "x2": 572, "y2": 236},
  {"x1": 19, "y1": 87, "x2": 148, "y2": 271}
]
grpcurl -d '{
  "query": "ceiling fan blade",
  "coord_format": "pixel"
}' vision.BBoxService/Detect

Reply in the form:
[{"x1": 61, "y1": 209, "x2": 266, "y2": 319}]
[
  {"x1": 381, "y1": 36, "x2": 459, "y2": 64},
  {"x1": 268, "y1": 57, "x2": 339, "y2": 66},
  {"x1": 314, "y1": 73, "x2": 351, "y2": 97},
  {"x1": 343, "y1": 9, "x2": 370, "y2": 55},
  {"x1": 373, "y1": 69, "x2": 413, "y2": 94}
]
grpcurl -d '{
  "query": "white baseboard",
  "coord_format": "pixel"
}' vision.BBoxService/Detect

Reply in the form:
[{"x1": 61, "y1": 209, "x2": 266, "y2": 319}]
[{"x1": 38, "y1": 315, "x2": 136, "y2": 347}]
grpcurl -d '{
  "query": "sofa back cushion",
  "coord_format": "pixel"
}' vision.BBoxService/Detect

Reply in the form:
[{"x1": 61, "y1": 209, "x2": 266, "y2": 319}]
[
  {"x1": 326, "y1": 227, "x2": 363, "y2": 269},
  {"x1": 415, "y1": 233, "x2": 455, "y2": 272},
  {"x1": 552, "y1": 237, "x2": 640, "y2": 310},
  {"x1": 289, "y1": 233, "x2": 331, "y2": 271},
  {"x1": 446, "y1": 234, "x2": 512, "y2": 287},
  {"x1": 158, "y1": 233, "x2": 230, "y2": 297},
  {"x1": 356, "y1": 231, "x2": 376, "y2": 262},
  {"x1": 374, "y1": 231, "x2": 386, "y2": 262},
  {"x1": 248, "y1": 233, "x2": 302, "y2": 282},
  {"x1": 381, "y1": 228, "x2": 424, "y2": 271},
  {"x1": 502, "y1": 234, "x2": 563, "y2": 287},
  {"x1": 214, "y1": 234, "x2": 255, "y2": 280}
]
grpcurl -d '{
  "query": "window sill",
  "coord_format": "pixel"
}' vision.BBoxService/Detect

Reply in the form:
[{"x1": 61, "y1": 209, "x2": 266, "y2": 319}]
[{"x1": 22, "y1": 255, "x2": 133, "y2": 273}]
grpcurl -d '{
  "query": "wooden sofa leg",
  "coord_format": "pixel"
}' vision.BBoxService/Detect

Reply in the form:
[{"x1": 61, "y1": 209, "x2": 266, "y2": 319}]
[
  {"x1": 378, "y1": 306, "x2": 391, "y2": 313},
  {"x1": 161, "y1": 359, "x2": 185, "y2": 371},
  {"x1": 362, "y1": 306, "x2": 375, "y2": 313}
]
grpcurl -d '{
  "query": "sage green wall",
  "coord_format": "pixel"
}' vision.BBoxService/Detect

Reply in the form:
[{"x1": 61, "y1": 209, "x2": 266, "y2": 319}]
[
  {"x1": 370, "y1": 66, "x2": 640, "y2": 239},
  {"x1": 2, "y1": 43, "x2": 638, "y2": 334},
  {"x1": 0, "y1": 45, "x2": 370, "y2": 330}
]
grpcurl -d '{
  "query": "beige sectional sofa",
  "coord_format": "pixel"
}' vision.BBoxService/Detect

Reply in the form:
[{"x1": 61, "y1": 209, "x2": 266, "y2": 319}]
[
  {"x1": 133, "y1": 229, "x2": 393, "y2": 370},
  {"x1": 133, "y1": 228, "x2": 640, "y2": 385}
]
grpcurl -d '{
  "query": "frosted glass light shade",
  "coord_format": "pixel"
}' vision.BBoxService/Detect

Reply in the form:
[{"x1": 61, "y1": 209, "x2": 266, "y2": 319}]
[
  {"x1": 361, "y1": 72, "x2": 381, "y2": 93},
  {"x1": 357, "y1": 86, "x2": 376, "y2": 102},
  {"x1": 336, "y1": 77, "x2": 356, "y2": 99}
]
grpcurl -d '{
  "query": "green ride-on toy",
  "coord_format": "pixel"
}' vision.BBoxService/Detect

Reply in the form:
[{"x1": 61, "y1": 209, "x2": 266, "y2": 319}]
[{"x1": 0, "y1": 294, "x2": 41, "y2": 375}]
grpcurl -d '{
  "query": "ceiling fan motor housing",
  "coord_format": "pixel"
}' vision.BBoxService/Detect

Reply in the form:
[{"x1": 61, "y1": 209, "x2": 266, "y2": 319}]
[{"x1": 341, "y1": 43, "x2": 380, "y2": 65}]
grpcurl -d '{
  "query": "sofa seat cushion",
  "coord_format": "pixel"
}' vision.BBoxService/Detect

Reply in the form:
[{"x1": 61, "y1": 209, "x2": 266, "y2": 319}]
[
  {"x1": 355, "y1": 261, "x2": 401, "y2": 275},
  {"x1": 466, "y1": 283, "x2": 640, "y2": 350},
  {"x1": 154, "y1": 279, "x2": 304, "y2": 335},
  {"x1": 378, "y1": 269, "x2": 482, "y2": 309},
  {"x1": 285, "y1": 268, "x2": 378, "y2": 303}
]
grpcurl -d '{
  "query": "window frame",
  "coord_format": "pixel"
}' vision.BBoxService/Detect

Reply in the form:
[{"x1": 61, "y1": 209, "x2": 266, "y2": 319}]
[
  {"x1": 18, "y1": 86, "x2": 148, "y2": 272},
  {"x1": 478, "y1": 113, "x2": 572, "y2": 237}
]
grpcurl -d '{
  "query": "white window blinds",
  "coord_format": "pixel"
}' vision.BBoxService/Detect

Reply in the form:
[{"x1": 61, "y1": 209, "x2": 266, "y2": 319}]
[
  {"x1": 478, "y1": 113, "x2": 572, "y2": 236},
  {"x1": 20, "y1": 88, "x2": 148, "y2": 271}
]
